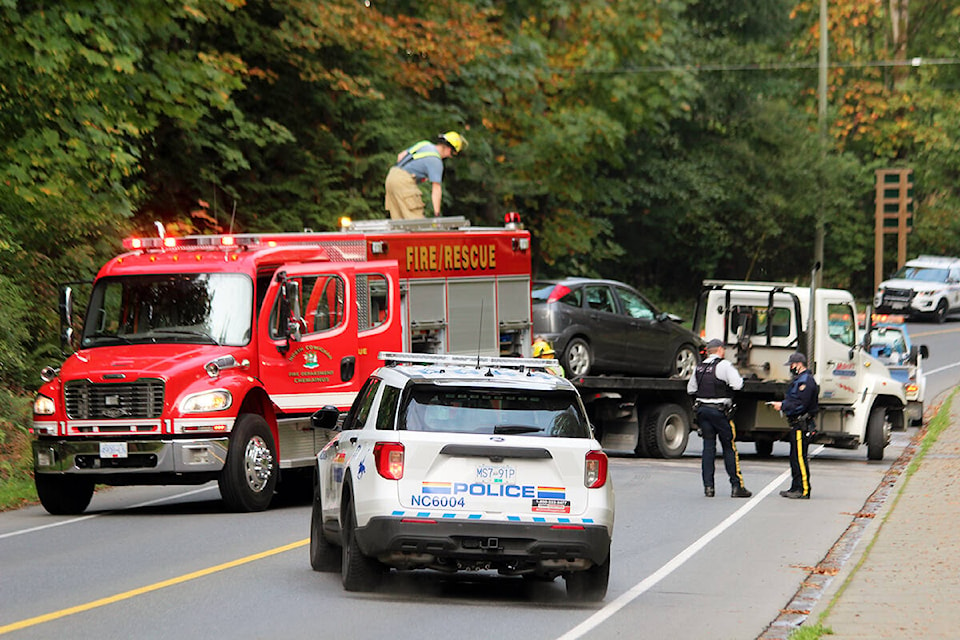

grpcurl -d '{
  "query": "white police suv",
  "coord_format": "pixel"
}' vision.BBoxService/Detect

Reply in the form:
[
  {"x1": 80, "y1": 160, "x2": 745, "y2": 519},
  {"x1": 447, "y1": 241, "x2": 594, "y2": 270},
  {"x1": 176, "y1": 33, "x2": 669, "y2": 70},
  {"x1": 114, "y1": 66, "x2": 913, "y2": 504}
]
[
  {"x1": 874, "y1": 255, "x2": 960, "y2": 322},
  {"x1": 309, "y1": 352, "x2": 614, "y2": 601}
]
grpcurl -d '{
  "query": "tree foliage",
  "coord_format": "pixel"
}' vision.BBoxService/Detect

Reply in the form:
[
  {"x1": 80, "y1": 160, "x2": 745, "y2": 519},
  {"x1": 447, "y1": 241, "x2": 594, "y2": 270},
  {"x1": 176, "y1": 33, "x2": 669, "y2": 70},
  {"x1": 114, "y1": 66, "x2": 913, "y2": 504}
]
[{"x1": 1, "y1": 0, "x2": 959, "y2": 389}]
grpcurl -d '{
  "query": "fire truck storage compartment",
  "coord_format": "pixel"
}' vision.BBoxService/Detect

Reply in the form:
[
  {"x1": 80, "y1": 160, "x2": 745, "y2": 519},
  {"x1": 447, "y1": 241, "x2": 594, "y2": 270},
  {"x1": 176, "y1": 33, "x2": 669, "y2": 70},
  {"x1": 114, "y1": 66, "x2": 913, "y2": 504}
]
[{"x1": 448, "y1": 278, "x2": 498, "y2": 355}]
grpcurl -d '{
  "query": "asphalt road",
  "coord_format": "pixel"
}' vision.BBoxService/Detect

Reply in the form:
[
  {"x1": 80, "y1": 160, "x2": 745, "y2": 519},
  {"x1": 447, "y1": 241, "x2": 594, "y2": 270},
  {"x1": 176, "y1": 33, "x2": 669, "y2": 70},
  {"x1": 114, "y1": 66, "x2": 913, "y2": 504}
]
[{"x1": 1, "y1": 319, "x2": 957, "y2": 640}]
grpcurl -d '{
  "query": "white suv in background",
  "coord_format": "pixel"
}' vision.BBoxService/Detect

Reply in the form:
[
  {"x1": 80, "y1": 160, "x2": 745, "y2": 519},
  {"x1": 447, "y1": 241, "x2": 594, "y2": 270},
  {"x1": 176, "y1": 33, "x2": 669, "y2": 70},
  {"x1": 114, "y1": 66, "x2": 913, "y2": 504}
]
[
  {"x1": 308, "y1": 353, "x2": 615, "y2": 601},
  {"x1": 874, "y1": 255, "x2": 960, "y2": 323}
]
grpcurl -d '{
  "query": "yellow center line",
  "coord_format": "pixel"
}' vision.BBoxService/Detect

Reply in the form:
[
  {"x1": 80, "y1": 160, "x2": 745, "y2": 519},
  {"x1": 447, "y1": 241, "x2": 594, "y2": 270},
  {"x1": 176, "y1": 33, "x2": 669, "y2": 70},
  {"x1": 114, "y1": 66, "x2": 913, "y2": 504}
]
[{"x1": 0, "y1": 538, "x2": 309, "y2": 635}]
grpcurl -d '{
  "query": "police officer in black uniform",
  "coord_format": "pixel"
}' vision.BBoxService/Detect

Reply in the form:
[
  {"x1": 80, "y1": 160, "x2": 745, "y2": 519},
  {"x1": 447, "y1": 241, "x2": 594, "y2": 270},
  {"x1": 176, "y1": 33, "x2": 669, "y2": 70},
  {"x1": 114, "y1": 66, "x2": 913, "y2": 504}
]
[
  {"x1": 771, "y1": 352, "x2": 819, "y2": 499},
  {"x1": 687, "y1": 339, "x2": 752, "y2": 498}
]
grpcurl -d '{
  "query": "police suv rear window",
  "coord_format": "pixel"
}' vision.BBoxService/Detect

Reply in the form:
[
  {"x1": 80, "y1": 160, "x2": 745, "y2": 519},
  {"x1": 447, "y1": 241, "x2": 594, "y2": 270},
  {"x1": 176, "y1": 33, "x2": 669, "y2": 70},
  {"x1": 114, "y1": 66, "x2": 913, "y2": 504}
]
[{"x1": 399, "y1": 385, "x2": 590, "y2": 438}]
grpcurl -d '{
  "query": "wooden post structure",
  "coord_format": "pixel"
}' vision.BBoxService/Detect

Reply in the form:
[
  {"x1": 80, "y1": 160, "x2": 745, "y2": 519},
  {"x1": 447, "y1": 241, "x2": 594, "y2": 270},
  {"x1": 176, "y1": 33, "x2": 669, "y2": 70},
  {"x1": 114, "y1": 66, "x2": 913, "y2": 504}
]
[{"x1": 874, "y1": 168, "x2": 914, "y2": 290}]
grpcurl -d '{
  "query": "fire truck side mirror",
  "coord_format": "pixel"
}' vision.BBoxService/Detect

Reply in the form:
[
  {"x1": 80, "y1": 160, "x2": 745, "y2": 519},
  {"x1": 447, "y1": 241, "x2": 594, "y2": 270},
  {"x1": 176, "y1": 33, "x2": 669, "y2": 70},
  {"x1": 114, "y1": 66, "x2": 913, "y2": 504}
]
[
  {"x1": 279, "y1": 278, "x2": 305, "y2": 343},
  {"x1": 59, "y1": 286, "x2": 75, "y2": 350}
]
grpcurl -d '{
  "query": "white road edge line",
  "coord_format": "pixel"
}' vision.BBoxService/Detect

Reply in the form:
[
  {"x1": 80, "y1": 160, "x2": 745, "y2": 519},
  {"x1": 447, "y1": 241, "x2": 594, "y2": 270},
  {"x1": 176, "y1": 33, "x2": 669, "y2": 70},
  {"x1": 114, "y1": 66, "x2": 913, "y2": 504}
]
[
  {"x1": 0, "y1": 485, "x2": 218, "y2": 540},
  {"x1": 556, "y1": 447, "x2": 829, "y2": 640},
  {"x1": 924, "y1": 361, "x2": 960, "y2": 376}
]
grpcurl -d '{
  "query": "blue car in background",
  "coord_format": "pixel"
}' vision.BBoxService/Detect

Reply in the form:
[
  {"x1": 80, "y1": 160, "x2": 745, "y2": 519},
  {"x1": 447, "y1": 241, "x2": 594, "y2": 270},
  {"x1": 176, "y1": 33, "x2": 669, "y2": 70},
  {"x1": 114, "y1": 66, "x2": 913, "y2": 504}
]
[{"x1": 865, "y1": 315, "x2": 929, "y2": 426}]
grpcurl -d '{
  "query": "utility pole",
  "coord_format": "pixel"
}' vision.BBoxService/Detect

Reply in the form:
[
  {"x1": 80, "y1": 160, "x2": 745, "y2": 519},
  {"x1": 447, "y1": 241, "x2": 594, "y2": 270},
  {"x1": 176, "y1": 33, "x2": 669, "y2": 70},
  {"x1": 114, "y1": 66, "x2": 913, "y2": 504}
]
[{"x1": 814, "y1": 0, "x2": 828, "y2": 288}]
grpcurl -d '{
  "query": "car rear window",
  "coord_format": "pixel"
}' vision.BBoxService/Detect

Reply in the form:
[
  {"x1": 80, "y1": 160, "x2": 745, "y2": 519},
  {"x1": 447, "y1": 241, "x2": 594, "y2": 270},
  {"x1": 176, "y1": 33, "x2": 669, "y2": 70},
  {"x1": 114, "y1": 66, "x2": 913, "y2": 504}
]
[
  {"x1": 399, "y1": 384, "x2": 591, "y2": 438},
  {"x1": 531, "y1": 282, "x2": 581, "y2": 307}
]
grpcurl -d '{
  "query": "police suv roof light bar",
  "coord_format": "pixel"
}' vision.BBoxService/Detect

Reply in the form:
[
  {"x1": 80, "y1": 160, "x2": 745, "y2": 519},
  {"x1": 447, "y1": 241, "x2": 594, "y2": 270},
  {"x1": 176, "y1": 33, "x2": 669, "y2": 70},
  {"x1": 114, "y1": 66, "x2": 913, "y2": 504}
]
[{"x1": 379, "y1": 351, "x2": 558, "y2": 372}]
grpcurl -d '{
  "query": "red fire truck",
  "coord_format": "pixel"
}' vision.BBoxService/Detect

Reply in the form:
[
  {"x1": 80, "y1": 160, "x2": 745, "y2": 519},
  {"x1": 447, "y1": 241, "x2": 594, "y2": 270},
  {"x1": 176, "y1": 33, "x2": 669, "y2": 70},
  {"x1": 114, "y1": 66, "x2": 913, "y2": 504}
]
[{"x1": 31, "y1": 216, "x2": 532, "y2": 515}]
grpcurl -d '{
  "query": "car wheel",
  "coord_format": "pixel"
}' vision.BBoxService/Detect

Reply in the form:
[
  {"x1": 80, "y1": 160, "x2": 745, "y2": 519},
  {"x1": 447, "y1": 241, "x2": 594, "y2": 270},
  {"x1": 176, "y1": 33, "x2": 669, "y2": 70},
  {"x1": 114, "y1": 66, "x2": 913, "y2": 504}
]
[
  {"x1": 565, "y1": 553, "x2": 610, "y2": 602},
  {"x1": 562, "y1": 338, "x2": 592, "y2": 377},
  {"x1": 35, "y1": 475, "x2": 94, "y2": 515},
  {"x1": 641, "y1": 403, "x2": 690, "y2": 458},
  {"x1": 866, "y1": 407, "x2": 888, "y2": 461},
  {"x1": 310, "y1": 476, "x2": 341, "y2": 572},
  {"x1": 932, "y1": 299, "x2": 949, "y2": 324},
  {"x1": 218, "y1": 414, "x2": 277, "y2": 512},
  {"x1": 341, "y1": 498, "x2": 384, "y2": 591},
  {"x1": 672, "y1": 344, "x2": 700, "y2": 378}
]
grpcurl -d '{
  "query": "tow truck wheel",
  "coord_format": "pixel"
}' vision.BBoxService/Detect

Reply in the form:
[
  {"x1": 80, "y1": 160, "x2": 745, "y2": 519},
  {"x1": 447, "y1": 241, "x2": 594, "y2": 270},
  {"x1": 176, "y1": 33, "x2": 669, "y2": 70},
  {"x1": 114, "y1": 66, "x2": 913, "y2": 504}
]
[
  {"x1": 562, "y1": 338, "x2": 592, "y2": 378},
  {"x1": 310, "y1": 478, "x2": 340, "y2": 572},
  {"x1": 642, "y1": 403, "x2": 690, "y2": 458},
  {"x1": 755, "y1": 438, "x2": 774, "y2": 457},
  {"x1": 35, "y1": 475, "x2": 94, "y2": 515},
  {"x1": 565, "y1": 553, "x2": 610, "y2": 602},
  {"x1": 341, "y1": 496, "x2": 384, "y2": 591},
  {"x1": 218, "y1": 414, "x2": 278, "y2": 512},
  {"x1": 866, "y1": 407, "x2": 887, "y2": 461}
]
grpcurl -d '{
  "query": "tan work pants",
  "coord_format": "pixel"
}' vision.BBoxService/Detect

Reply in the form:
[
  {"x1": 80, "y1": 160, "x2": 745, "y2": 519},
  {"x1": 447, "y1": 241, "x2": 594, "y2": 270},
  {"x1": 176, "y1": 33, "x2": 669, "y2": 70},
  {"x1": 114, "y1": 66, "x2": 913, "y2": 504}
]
[{"x1": 384, "y1": 166, "x2": 425, "y2": 220}]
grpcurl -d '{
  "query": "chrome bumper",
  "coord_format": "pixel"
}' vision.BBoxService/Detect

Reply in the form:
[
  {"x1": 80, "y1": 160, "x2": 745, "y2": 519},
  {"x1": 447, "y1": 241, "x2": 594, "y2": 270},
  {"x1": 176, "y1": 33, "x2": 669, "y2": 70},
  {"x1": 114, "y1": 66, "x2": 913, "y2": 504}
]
[{"x1": 33, "y1": 438, "x2": 229, "y2": 475}]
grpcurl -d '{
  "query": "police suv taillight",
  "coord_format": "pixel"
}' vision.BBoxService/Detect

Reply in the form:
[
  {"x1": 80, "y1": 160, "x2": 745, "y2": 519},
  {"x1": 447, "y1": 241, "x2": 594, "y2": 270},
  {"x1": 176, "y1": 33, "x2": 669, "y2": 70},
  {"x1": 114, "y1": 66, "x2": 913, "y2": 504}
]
[
  {"x1": 584, "y1": 450, "x2": 608, "y2": 488},
  {"x1": 374, "y1": 442, "x2": 404, "y2": 480}
]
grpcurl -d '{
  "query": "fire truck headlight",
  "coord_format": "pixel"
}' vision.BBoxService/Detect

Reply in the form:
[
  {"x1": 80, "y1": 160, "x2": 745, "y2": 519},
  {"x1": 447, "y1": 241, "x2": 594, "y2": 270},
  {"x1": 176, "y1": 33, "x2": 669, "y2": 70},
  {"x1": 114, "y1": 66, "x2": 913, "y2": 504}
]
[
  {"x1": 181, "y1": 390, "x2": 232, "y2": 413},
  {"x1": 34, "y1": 394, "x2": 56, "y2": 416}
]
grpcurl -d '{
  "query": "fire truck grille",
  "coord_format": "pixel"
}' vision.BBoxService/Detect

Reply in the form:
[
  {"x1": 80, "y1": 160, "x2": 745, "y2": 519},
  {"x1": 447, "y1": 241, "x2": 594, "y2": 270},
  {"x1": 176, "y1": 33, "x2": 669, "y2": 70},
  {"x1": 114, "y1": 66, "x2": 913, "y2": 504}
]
[{"x1": 64, "y1": 379, "x2": 165, "y2": 420}]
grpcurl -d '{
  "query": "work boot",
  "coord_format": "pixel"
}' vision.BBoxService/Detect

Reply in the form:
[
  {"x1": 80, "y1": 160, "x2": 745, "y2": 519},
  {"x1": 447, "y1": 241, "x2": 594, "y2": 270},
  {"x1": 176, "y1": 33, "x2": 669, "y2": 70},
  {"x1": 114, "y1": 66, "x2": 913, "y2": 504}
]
[
  {"x1": 704, "y1": 486, "x2": 715, "y2": 497},
  {"x1": 731, "y1": 486, "x2": 752, "y2": 498},
  {"x1": 781, "y1": 490, "x2": 809, "y2": 499}
]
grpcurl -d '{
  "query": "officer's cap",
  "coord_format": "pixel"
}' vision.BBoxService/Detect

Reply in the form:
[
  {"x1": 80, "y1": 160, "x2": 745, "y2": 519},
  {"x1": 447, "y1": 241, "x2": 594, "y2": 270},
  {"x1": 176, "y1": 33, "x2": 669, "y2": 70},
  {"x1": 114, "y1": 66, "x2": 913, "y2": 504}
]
[
  {"x1": 786, "y1": 352, "x2": 807, "y2": 365},
  {"x1": 705, "y1": 338, "x2": 724, "y2": 350}
]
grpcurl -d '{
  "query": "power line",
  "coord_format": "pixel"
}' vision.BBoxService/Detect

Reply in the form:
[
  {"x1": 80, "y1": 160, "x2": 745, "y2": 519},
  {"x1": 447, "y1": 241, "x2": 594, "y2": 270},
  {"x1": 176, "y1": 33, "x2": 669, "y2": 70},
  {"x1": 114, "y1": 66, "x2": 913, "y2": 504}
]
[{"x1": 565, "y1": 57, "x2": 960, "y2": 74}]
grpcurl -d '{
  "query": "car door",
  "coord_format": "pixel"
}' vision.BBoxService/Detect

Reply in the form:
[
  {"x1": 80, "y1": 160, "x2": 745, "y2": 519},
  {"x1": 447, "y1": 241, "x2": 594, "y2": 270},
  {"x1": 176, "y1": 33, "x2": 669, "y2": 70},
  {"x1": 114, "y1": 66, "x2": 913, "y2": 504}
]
[
  {"x1": 581, "y1": 284, "x2": 624, "y2": 371},
  {"x1": 614, "y1": 285, "x2": 664, "y2": 375},
  {"x1": 818, "y1": 298, "x2": 863, "y2": 406},
  {"x1": 319, "y1": 376, "x2": 382, "y2": 524},
  {"x1": 258, "y1": 263, "x2": 360, "y2": 413}
]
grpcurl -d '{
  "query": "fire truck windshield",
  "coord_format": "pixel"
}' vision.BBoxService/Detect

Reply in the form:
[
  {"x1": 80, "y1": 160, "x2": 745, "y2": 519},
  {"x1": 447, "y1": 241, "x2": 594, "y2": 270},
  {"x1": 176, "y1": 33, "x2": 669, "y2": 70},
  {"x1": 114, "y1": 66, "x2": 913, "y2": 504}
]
[{"x1": 81, "y1": 273, "x2": 253, "y2": 347}]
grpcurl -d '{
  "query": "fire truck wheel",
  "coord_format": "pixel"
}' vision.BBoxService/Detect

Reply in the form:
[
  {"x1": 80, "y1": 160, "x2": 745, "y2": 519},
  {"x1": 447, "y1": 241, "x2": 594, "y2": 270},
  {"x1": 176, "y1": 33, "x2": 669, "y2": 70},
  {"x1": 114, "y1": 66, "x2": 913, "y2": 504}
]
[
  {"x1": 35, "y1": 475, "x2": 94, "y2": 515},
  {"x1": 219, "y1": 414, "x2": 278, "y2": 512},
  {"x1": 562, "y1": 338, "x2": 592, "y2": 377},
  {"x1": 341, "y1": 496, "x2": 384, "y2": 591},
  {"x1": 310, "y1": 479, "x2": 341, "y2": 572}
]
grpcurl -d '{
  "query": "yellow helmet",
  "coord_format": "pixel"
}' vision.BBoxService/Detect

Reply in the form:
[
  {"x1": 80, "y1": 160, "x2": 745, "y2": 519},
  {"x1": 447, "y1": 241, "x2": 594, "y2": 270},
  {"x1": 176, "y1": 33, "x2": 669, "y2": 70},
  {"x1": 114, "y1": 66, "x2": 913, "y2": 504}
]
[
  {"x1": 532, "y1": 339, "x2": 555, "y2": 358},
  {"x1": 438, "y1": 131, "x2": 466, "y2": 155}
]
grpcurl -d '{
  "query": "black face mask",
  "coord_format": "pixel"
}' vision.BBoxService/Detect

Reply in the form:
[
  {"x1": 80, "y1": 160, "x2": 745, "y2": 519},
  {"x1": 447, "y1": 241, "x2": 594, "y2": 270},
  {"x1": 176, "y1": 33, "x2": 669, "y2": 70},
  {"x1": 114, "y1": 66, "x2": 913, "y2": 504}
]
[{"x1": 790, "y1": 364, "x2": 801, "y2": 378}]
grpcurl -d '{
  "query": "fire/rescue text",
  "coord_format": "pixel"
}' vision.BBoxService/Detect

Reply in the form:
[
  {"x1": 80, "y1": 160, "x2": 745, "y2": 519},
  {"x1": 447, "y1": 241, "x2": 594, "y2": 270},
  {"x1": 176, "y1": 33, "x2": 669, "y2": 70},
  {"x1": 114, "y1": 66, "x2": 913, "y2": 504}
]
[{"x1": 406, "y1": 243, "x2": 497, "y2": 273}]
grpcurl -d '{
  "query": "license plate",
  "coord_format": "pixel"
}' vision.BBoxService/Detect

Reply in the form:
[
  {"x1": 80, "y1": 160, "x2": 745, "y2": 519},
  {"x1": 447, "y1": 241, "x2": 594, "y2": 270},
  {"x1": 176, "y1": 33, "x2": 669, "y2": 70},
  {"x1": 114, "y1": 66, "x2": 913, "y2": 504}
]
[
  {"x1": 475, "y1": 464, "x2": 517, "y2": 484},
  {"x1": 99, "y1": 442, "x2": 128, "y2": 459}
]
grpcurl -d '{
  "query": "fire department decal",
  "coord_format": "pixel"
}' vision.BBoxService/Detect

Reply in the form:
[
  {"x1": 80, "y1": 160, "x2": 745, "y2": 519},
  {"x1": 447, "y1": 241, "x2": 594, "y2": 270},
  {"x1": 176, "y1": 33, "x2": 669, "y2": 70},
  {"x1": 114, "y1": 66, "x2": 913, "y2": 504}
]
[{"x1": 287, "y1": 345, "x2": 334, "y2": 383}]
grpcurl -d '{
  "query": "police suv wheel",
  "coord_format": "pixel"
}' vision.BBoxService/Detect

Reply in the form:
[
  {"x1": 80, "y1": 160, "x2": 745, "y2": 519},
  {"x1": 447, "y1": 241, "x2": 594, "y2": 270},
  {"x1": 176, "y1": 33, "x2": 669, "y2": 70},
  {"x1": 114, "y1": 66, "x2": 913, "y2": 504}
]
[
  {"x1": 341, "y1": 498, "x2": 384, "y2": 592},
  {"x1": 310, "y1": 480, "x2": 340, "y2": 572},
  {"x1": 218, "y1": 414, "x2": 278, "y2": 512},
  {"x1": 932, "y1": 299, "x2": 949, "y2": 324},
  {"x1": 565, "y1": 553, "x2": 610, "y2": 602}
]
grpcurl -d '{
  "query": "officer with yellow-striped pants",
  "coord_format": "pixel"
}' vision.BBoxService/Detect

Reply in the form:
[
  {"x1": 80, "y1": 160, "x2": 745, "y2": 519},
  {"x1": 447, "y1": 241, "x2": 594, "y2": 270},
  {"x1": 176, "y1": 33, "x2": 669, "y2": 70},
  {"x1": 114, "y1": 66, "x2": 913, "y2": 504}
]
[
  {"x1": 771, "y1": 352, "x2": 819, "y2": 499},
  {"x1": 687, "y1": 339, "x2": 752, "y2": 498}
]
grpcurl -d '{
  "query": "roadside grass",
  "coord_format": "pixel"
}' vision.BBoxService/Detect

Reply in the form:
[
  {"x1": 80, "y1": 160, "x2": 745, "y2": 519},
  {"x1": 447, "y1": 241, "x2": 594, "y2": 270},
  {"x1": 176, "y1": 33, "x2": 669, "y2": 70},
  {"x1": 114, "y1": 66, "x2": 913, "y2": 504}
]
[
  {"x1": 0, "y1": 388, "x2": 35, "y2": 511},
  {"x1": 789, "y1": 390, "x2": 957, "y2": 640}
]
